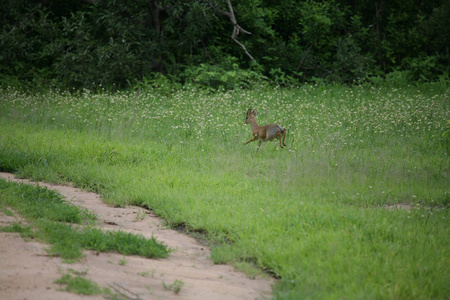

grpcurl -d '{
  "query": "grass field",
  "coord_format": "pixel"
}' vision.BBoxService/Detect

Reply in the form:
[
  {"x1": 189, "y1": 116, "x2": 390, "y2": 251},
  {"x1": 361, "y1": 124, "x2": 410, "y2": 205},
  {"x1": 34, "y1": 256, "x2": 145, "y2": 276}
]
[{"x1": 0, "y1": 84, "x2": 449, "y2": 299}]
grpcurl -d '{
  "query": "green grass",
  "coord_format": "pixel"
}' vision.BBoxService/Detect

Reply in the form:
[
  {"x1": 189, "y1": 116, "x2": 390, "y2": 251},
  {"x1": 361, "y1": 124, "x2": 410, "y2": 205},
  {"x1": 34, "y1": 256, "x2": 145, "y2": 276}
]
[
  {"x1": 0, "y1": 179, "x2": 93, "y2": 223},
  {"x1": 0, "y1": 179, "x2": 170, "y2": 261},
  {"x1": 162, "y1": 279, "x2": 185, "y2": 295},
  {"x1": 0, "y1": 84, "x2": 449, "y2": 299},
  {"x1": 55, "y1": 269, "x2": 126, "y2": 298},
  {"x1": 55, "y1": 273, "x2": 102, "y2": 295}
]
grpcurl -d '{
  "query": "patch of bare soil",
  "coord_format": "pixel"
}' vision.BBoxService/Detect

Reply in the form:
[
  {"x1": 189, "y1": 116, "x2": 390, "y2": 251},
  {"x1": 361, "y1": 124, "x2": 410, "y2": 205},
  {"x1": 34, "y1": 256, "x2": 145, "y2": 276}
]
[
  {"x1": 384, "y1": 203, "x2": 415, "y2": 210},
  {"x1": 0, "y1": 172, "x2": 274, "y2": 300}
]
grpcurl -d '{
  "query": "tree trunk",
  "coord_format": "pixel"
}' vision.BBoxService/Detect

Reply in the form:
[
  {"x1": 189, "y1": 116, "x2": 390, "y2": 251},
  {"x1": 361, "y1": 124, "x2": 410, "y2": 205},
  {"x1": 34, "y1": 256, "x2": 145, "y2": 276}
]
[{"x1": 375, "y1": 0, "x2": 385, "y2": 72}]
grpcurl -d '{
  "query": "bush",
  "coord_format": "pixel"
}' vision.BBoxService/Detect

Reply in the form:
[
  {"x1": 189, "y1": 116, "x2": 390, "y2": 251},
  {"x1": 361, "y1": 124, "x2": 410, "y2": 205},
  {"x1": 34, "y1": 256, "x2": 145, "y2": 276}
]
[{"x1": 180, "y1": 56, "x2": 267, "y2": 90}]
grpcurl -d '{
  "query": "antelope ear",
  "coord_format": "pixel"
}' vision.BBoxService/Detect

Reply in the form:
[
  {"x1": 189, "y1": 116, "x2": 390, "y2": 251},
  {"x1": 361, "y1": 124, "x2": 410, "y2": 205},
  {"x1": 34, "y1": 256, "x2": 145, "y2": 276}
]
[{"x1": 253, "y1": 109, "x2": 257, "y2": 116}]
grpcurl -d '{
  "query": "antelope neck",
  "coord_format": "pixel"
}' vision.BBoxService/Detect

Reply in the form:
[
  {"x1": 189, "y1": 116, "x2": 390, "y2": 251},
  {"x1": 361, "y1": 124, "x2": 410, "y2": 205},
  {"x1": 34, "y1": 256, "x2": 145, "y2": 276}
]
[{"x1": 249, "y1": 118, "x2": 259, "y2": 131}]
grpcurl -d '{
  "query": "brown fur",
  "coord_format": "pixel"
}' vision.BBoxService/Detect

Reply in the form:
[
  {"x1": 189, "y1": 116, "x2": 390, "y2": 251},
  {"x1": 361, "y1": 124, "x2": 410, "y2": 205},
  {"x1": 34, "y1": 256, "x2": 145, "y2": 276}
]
[{"x1": 244, "y1": 109, "x2": 286, "y2": 152}]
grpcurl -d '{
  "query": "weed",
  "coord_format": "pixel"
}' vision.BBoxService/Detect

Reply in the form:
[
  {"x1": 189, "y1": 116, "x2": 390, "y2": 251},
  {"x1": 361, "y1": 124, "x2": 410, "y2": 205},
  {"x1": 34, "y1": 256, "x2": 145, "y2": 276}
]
[
  {"x1": 0, "y1": 207, "x2": 15, "y2": 216},
  {"x1": 138, "y1": 271, "x2": 150, "y2": 277},
  {"x1": 134, "y1": 208, "x2": 146, "y2": 222},
  {"x1": 146, "y1": 285, "x2": 153, "y2": 294},
  {"x1": 66, "y1": 268, "x2": 89, "y2": 276},
  {"x1": 0, "y1": 222, "x2": 33, "y2": 238},
  {"x1": 55, "y1": 273, "x2": 102, "y2": 295},
  {"x1": 162, "y1": 280, "x2": 184, "y2": 294},
  {"x1": 118, "y1": 256, "x2": 127, "y2": 266}
]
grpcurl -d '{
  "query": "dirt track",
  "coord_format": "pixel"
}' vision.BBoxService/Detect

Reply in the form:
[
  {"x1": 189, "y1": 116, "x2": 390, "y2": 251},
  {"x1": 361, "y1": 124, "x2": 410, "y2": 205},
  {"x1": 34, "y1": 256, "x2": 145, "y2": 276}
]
[{"x1": 0, "y1": 172, "x2": 274, "y2": 300}]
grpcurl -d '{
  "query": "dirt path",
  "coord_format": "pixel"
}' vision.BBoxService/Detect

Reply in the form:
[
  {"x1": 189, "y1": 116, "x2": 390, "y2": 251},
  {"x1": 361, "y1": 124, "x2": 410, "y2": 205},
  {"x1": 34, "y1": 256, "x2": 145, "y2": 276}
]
[{"x1": 0, "y1": 172, "x2": 274, "y2": 300}]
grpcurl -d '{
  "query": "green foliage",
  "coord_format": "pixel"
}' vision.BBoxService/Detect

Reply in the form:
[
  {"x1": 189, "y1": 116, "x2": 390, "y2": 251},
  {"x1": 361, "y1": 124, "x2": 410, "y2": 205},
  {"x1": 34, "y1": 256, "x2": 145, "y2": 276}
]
[
  {"x1": 443, "y1": 120, "x2": 450, "y2": 152},
  {"x1": 80, "y1": 228, "x2": 170, "y2": 258},
  {"x1": 51, "y1": 8, "x2": 148, "y2": 89},
  {"x1": 405, "y1": 55, "x2": 440, "y2": 82},
  {"x1": 38, "y1": 219, "x2": 84, "y2": 260},
  {"x1": 268, "y1": 68, "x2": 298, "y2": 86},
  {"x1": 0, "y1": 0, "x2": 448, "y2": 89},
  {"x1": 0, "y1": 222, "x2": 33, "y2": 238},
  {"x1": 162, "y1": 280, "x2": 185, "y2": 294},
  {"x1": 0, "y1": 179, "x2": 93, "y2": 224},
  {"x1": 0, "y1": 2, "x2": 58, "y2": 89},
  {"x1": 55, "y1": 273, "x2": 102, "y2": 295},
  {"x1": 133, "y1": 73, "x2": 182, "y2": 95},
  {"x1": 55, "y1": 269, "x2": 123, "y2": 298},
  {"x1": 180, "y1": 56, "x2": 267, "y2": 90}
]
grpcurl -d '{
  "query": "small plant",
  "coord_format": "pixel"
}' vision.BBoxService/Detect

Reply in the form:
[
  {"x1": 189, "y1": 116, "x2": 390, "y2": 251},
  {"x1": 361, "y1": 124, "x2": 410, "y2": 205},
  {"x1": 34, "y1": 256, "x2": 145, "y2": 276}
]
[
  {"x1": 0, "y1": 222, "x2": 33, "y2": 236},
  {"x1": 118, "y1": 256, "x2": 127, "y2": 266},
  {"x1": 138, "y1": 269, "x2": 156, "y2": 278},
  {"x1": 146, "y1": 285, "x2": 153, "y2": 294},
  {"x1": 138, "y1": 271, "x2": 150, "y2": 277},
  {"x1": 0, "y1": 207, "x2": 15, "y2": 216},
  {"x1": 134, "y1": 208, "x2": 146, "y2": 222},
  {"x1": 67, "y1": 268, "x2": 88, "y2": 276},
  {"x1": 55, "y1": 273, "x2": 102, "y2": 295},
  {"x1": 162, "y1": 280, "x2": 185, "y2": 294}
]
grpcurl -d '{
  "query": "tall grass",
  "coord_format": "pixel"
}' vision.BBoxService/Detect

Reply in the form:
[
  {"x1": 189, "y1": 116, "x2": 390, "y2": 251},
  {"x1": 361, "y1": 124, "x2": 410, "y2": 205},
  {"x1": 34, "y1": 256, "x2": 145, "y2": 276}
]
[{"x1": 0, "y1": 84, "x2": 448, "y2": 299}]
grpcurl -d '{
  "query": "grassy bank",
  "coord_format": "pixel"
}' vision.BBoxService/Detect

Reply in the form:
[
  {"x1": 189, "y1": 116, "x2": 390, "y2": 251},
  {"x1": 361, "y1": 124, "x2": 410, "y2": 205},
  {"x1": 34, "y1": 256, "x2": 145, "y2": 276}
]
[
  {"x1": 0, "y1": 84, "x2": 448, "y2": 299},
  {"x1": 0, "y1": 179, "x2": 170, "y2": 261}
]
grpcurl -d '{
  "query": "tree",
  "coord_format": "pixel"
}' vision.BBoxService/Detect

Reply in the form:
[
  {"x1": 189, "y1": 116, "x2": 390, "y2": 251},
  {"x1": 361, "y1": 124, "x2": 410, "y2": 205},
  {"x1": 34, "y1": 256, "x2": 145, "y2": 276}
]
[{"x1": 1, "y1": 0, "x2": 449, "y2": 89}]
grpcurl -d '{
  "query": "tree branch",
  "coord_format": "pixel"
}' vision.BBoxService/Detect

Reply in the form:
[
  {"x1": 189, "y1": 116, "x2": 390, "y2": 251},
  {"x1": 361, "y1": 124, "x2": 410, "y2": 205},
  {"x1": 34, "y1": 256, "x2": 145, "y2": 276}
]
[
  {"x1": 296, "y1": 44, "x2": 313, "y2": 72},
  {"x1": 212, "y1": 0, "x2": 256, "y2": 62}
]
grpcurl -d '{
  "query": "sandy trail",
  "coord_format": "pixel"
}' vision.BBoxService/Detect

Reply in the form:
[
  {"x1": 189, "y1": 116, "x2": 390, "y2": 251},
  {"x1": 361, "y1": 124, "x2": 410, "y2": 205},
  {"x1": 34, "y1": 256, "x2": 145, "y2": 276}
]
[{"x1": 0, "y1": 172, "x2": 274, "y2": 300}]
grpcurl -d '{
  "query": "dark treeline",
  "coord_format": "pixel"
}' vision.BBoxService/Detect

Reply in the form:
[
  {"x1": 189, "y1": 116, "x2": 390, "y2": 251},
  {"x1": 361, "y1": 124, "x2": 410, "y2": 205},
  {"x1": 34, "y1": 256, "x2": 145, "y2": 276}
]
[{"x1": 1, "y1": 0, "x2": 449, "y2": 90}]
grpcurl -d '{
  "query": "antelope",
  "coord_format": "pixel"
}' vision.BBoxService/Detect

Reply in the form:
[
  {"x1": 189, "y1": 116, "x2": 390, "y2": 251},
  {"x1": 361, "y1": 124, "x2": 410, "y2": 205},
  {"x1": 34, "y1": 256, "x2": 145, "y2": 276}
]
[{"x1": 244, "y1": 109, "x2": 286, "y2": 152}]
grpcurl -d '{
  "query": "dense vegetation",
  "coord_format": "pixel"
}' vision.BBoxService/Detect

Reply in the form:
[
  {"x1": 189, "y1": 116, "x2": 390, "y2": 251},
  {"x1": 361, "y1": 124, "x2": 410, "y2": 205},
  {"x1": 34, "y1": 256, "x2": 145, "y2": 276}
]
[
  {"x1": 0, "y1": 85, "x2": 448, "y2": 298},
  {"x1": 1, "y1": 0, "x2": 449, "y2": 90}
]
